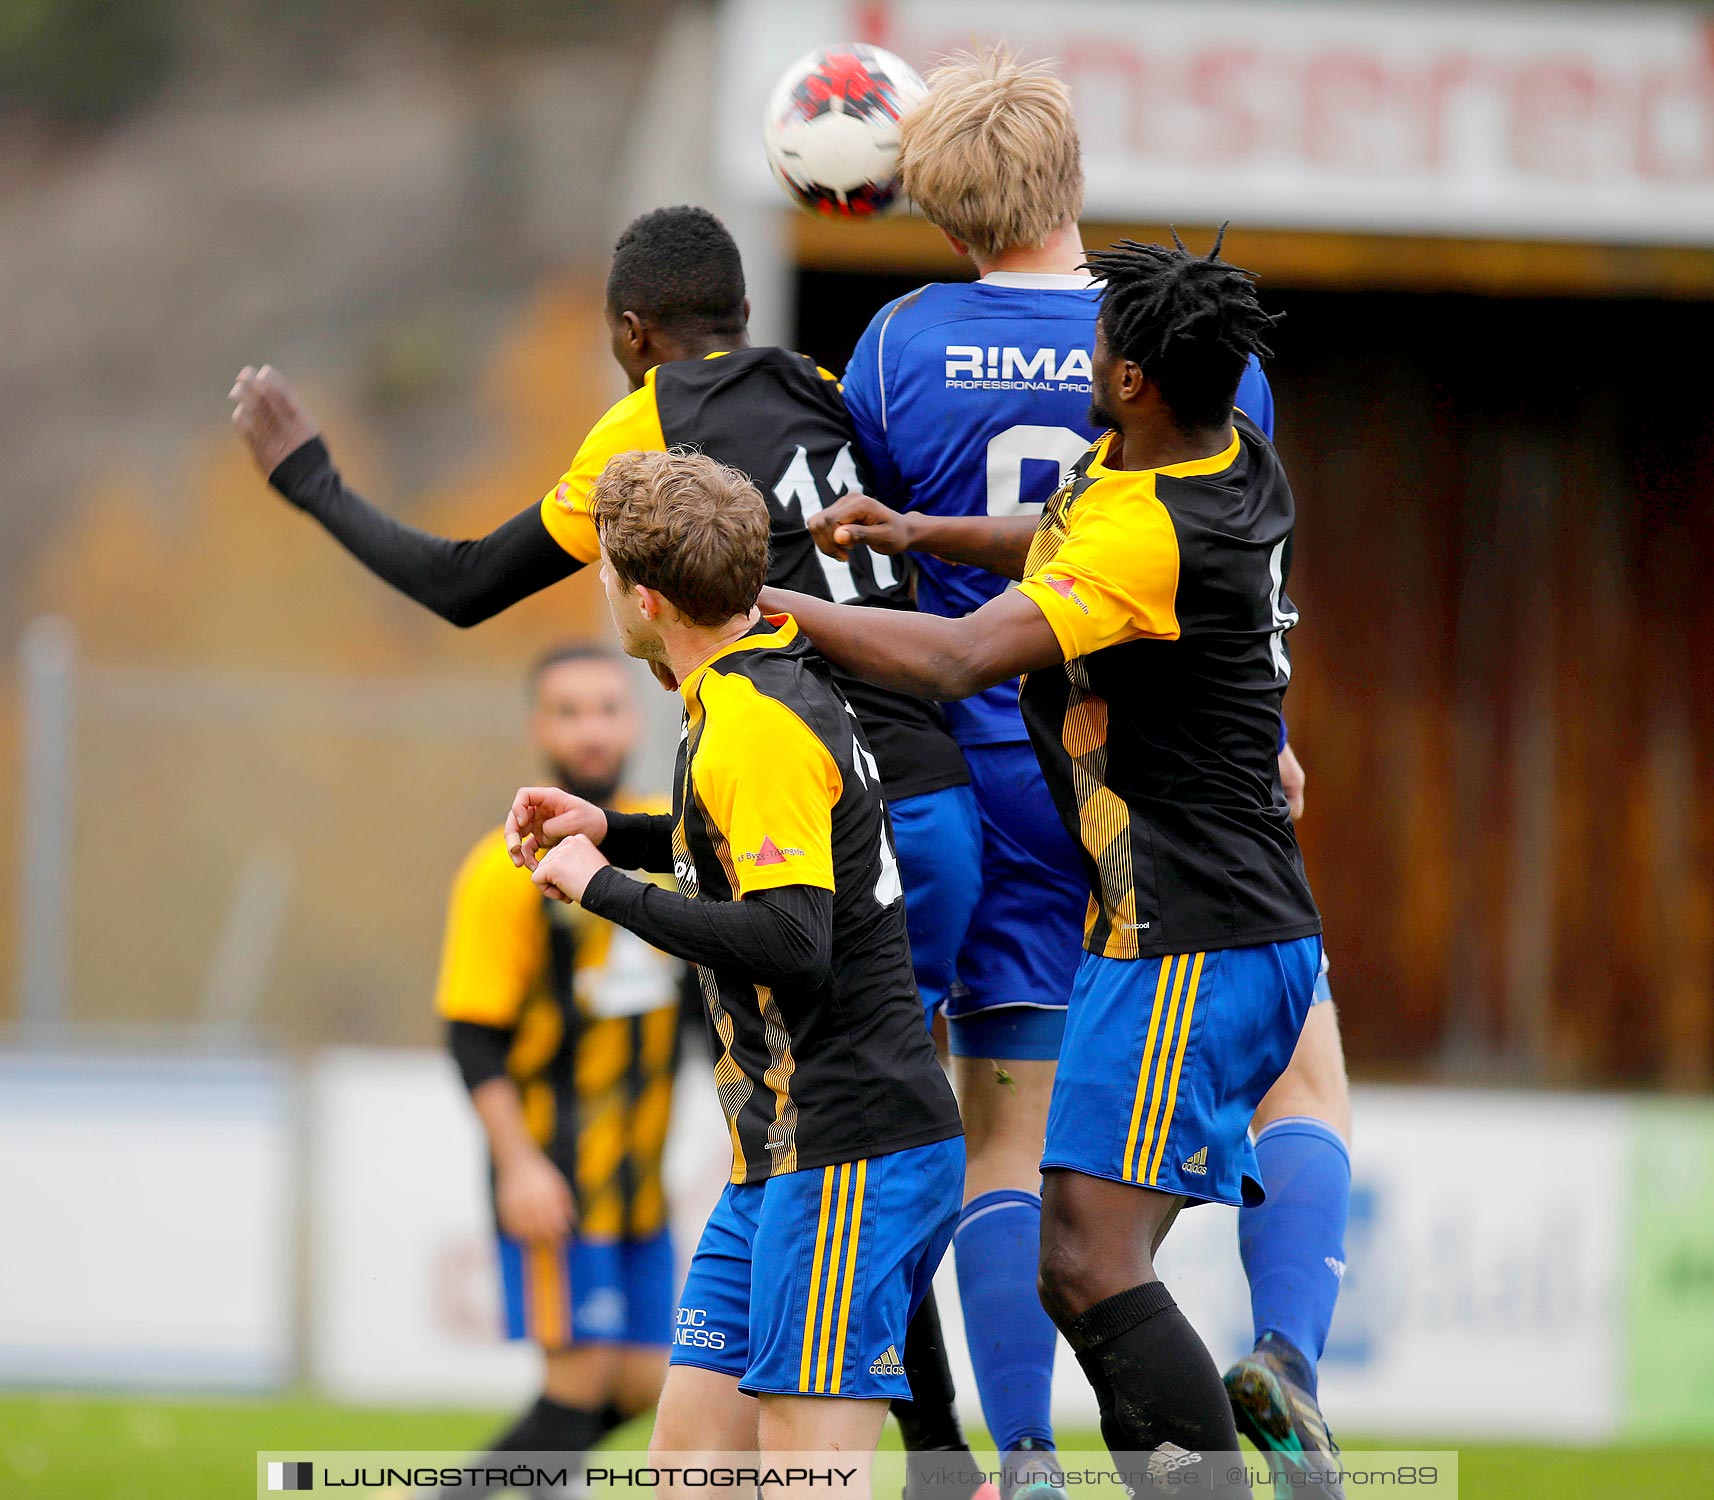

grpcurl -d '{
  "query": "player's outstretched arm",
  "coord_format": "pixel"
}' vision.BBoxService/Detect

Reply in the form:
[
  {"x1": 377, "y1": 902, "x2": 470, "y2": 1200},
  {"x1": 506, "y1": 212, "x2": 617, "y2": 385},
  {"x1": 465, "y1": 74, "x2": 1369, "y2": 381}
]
[
  {"x1": 808, "y1": 494, "x2": 1040, "y2": 580},
  {"x1": 761, "y1": 584, "x2": 1064, "y2": 701},
  {"x1": 229, "y1": 365, "x2": 580, "y2": 627}
]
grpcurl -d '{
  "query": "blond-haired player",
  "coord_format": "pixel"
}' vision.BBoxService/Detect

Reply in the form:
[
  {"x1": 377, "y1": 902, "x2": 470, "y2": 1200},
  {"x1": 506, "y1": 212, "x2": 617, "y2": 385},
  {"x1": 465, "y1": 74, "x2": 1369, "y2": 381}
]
[{"x1": 821, "y1": 47, "x2": 1350, "y2": 1493}]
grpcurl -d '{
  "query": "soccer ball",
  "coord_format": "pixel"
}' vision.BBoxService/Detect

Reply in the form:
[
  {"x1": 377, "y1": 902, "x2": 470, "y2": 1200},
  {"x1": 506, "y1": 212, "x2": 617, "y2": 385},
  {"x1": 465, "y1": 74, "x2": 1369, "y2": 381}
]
[{"x1": 762, "y1": 44, "x2": 926, "y2": 217}]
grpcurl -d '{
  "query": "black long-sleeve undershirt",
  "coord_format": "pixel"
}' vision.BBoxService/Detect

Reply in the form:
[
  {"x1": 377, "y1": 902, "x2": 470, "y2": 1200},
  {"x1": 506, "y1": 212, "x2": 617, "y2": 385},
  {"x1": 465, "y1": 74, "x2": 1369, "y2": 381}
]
[
  {"x1": 446, "y1": 1018, "x2": 514, "y2": 1093},
  {"x1": 599, "y1": 811, "x2": 676, "y2": 874},
  {"x1": 269, "y1": 437, "x2": 579, "y2": 626},
  {"x1": 580, "y1": 867, "x2": 833, "y2": 993}
]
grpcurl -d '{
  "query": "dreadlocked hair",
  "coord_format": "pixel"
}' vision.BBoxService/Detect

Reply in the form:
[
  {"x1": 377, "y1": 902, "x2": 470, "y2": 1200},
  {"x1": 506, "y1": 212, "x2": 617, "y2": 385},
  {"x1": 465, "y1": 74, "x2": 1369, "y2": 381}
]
[{"x1": 1085, "y1": 226, "x2": 1280, "y2": 433}]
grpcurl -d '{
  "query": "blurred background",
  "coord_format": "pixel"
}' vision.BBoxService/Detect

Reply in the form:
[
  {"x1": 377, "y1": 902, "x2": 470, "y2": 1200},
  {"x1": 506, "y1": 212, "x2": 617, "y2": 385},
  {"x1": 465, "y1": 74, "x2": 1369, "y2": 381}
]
[{"x1": 1, "y1": 1, "x2": 1711, "y2": 1496}]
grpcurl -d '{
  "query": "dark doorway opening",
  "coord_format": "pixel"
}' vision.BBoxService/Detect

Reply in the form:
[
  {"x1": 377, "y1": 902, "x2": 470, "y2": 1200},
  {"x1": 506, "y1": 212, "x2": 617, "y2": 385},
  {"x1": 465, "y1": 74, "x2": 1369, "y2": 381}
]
[{"x1": 793, "y1": 265, "x2": 1714, "y2": 1086}]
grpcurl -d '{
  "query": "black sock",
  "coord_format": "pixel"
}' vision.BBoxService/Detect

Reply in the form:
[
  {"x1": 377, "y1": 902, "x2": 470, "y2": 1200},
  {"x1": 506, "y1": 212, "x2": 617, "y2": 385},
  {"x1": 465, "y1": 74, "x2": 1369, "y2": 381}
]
[
  {"x1": 454, "y1": 1395, "x2": 609, "y2": 1497},
  {"x1": 595, "y1": 1401, "x2": 632, "y2": 1442},
  {"x1": 893, "y1": 1292, "x2": 983, "y2": 1500},
  {"x1": 892, "y1": 1291, "x2": 974, "y2": 1454},
  {"x1": 1064, "y1": 1282, "x2": 1246, "y2": 1496}
]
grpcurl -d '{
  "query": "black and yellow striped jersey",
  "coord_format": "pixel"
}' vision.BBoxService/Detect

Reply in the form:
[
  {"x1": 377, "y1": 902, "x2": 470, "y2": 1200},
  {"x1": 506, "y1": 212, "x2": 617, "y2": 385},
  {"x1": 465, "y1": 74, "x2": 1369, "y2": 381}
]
[
  {"x1": 1016, "y1": 413, "x2": 1322, "y2": 961},
  {"x1": 668, "y1": 613, "x2": 962, "y2": 1184},
  {"x1": 536, "y1": 347, "x2": 968, "y2": 803},
  {"x1": 435, "y1": 814, "x2": 683, "y2": 1239}
]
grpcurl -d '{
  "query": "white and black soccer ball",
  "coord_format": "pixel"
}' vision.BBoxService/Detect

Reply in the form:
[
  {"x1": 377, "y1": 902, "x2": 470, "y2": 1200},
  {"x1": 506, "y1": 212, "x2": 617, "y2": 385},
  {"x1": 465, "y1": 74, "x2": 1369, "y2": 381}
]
[{"x1": 762, "y1": 43, "x2": 927, "y2": 218}]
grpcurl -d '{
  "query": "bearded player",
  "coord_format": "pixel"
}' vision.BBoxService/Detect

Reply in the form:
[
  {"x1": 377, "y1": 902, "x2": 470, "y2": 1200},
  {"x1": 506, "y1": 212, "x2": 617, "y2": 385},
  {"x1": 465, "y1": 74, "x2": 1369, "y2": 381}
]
[{"x1": 436, "y1": 645, "x2": 685, "y2": 1494}]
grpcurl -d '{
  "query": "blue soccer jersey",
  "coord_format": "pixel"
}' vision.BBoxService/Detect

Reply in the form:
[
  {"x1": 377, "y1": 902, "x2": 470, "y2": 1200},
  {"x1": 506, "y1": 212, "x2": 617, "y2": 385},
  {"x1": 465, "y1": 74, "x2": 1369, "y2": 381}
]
[{"x1": 843, "y1": 271, "x2": 1274, "y2": 747}]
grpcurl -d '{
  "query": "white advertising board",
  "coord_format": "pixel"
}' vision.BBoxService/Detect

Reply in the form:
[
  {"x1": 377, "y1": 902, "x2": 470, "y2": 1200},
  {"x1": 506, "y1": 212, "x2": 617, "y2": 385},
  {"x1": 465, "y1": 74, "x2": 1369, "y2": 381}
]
[
  {"x1": 306, "y1": 1047, "x2": 730, "y2": 1405},
  {"x1": 716, "y1": 0, "x2": 1714, "y2": 245},
  {"x1": 0, "y1": 1053, "x2": 294, "y2": 1389},
  {"x1": 306, "y1": 1049, "x2": 1624, "y2": 1438},
  {"x1": 1156, "y1": 1088, "x2": 1626, "y2": 1441}
]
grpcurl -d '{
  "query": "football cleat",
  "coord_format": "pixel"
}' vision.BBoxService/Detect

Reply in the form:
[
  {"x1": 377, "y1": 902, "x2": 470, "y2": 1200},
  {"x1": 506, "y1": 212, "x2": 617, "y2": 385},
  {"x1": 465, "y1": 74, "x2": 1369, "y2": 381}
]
[
  {"x1": 1001, "y1": 1439, "x2": 1063, "y2": 1500},
  {"x1": 901, "y1": 1472, "x2": 1000, "y2": 1500},
  {"x1": 1224, "y1": 1334, "x2": 1344, "y2": 1500}
]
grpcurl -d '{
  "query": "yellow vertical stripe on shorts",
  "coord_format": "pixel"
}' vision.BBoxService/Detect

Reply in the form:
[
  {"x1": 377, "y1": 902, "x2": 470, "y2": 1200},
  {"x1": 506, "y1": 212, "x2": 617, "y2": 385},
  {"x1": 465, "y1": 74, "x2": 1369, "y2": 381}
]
[
  {"x1": 815, "y1": 1162, "x2": 852, "y2": 1393},
  {"x1": 529, "y1": 1242, "x2": 566, "y2": 1348},
  {"x1": 1136, "y1": 955, "x2": 1191, "y2": 1182},
  {"x1": 1123, "y1": 957, "x2": 1179, "y2": 1182},
  {"x1": 828, "y1": 1158, "x2": 867, "y2": 1393},
  {"x1": 1148, "y1": 952, "x2": 1206, "y2": 1186},
  {"x1": 798, "y1": 1166, "x2": 836, "y2": 1392}
]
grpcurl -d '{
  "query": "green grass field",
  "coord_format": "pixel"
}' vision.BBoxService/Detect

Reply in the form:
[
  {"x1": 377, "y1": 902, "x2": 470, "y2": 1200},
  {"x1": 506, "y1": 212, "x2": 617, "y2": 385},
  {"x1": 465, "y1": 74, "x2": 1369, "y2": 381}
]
[{"x1": 1, "y1": 1393, "x2": 1708, "y2": 1500}]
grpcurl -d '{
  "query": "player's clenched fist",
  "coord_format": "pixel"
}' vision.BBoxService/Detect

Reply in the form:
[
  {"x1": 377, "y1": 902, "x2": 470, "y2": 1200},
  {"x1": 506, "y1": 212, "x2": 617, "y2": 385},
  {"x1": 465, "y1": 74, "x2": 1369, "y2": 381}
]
[
  {"x1": 228, "y1": 365, "x2": 319, "y2": 478},
  {"x1": 530, "y1": 834, "x2": 610, "y2": 906},
  {"x1": 805, "y1": 492, "x2": 920, "y2": 562},
  {"x1": 505, "y1": 786, "x2": 608, "y2": 871}
]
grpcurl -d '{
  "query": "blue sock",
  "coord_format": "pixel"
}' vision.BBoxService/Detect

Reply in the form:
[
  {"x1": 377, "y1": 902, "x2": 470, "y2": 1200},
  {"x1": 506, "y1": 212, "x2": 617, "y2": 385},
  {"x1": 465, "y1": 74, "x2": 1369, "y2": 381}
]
[
  {"x1": 954, "y1": 1189, "x2": 1056, "y2": 1454},
  {"x1": 1238, "y1": 1116, "x2": 1351, "y2": 1394}
]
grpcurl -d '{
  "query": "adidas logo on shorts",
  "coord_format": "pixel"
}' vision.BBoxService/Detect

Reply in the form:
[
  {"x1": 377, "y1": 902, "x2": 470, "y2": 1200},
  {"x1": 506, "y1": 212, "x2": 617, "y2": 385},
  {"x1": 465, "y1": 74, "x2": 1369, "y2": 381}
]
[
  {"x1": 1181, "y1": 1145, "x2": 1209, "y2": 1176},
  {"x1": 869, "y1": 1344, "x2": 905, "y2": 1377}
]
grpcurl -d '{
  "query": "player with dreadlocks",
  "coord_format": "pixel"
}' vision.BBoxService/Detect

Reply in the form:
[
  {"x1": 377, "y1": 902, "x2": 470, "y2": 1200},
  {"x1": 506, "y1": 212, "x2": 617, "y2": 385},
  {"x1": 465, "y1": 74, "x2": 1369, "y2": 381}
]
[
  {"x1": 821, "y1": 50, "x2": 1355, "y2": 1498},
  {"x1": 1093, "y1": 232, "x2": 1275, "y2": 415},
  {"x1": 762, "y1": 234, "x2": 1323, "y2": 1493},
  {"x1": 816, "y1": 52, "x2": 1340, "y2": 1499}
]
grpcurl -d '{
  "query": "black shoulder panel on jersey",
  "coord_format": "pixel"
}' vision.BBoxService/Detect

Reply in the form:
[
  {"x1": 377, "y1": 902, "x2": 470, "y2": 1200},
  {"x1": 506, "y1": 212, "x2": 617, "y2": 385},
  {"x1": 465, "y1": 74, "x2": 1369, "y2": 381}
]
[
  {"x1": 665, "y1": 620, "x2": 962, "y2": 1183},
  {"x1": 653, "y1": 349, "x2": 968, "y2": 801},
  {"x1": 1019, "y1": 418, "x2": 1319, "y2": 960}
]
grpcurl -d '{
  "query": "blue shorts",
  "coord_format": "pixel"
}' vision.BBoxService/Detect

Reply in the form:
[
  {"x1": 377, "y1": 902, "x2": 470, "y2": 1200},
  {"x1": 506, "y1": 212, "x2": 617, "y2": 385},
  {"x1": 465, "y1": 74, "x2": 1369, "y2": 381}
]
[
  {"x1": 670, "y1": 1137, "x2": 963, "y2": 1398},
  {"x1": 498, "y1": 1227, "x2": 675, "y2": 1349},
  {"x1": 945, "y1": 742, "x2": 1086, "y2": 1059},
  {"x1": 890, "y1": 784, "x2": 982, "y2": 1019},
  {"x1": 1313, "y1": 948, "x2": 1333, "y2": 1006},
  {"x1": 1043, "y1": 937, "x2": 1323, "y2": 1208},
  {"x1": 947, "y1": 1005, "x2": 1067, "y2": 1060}
]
